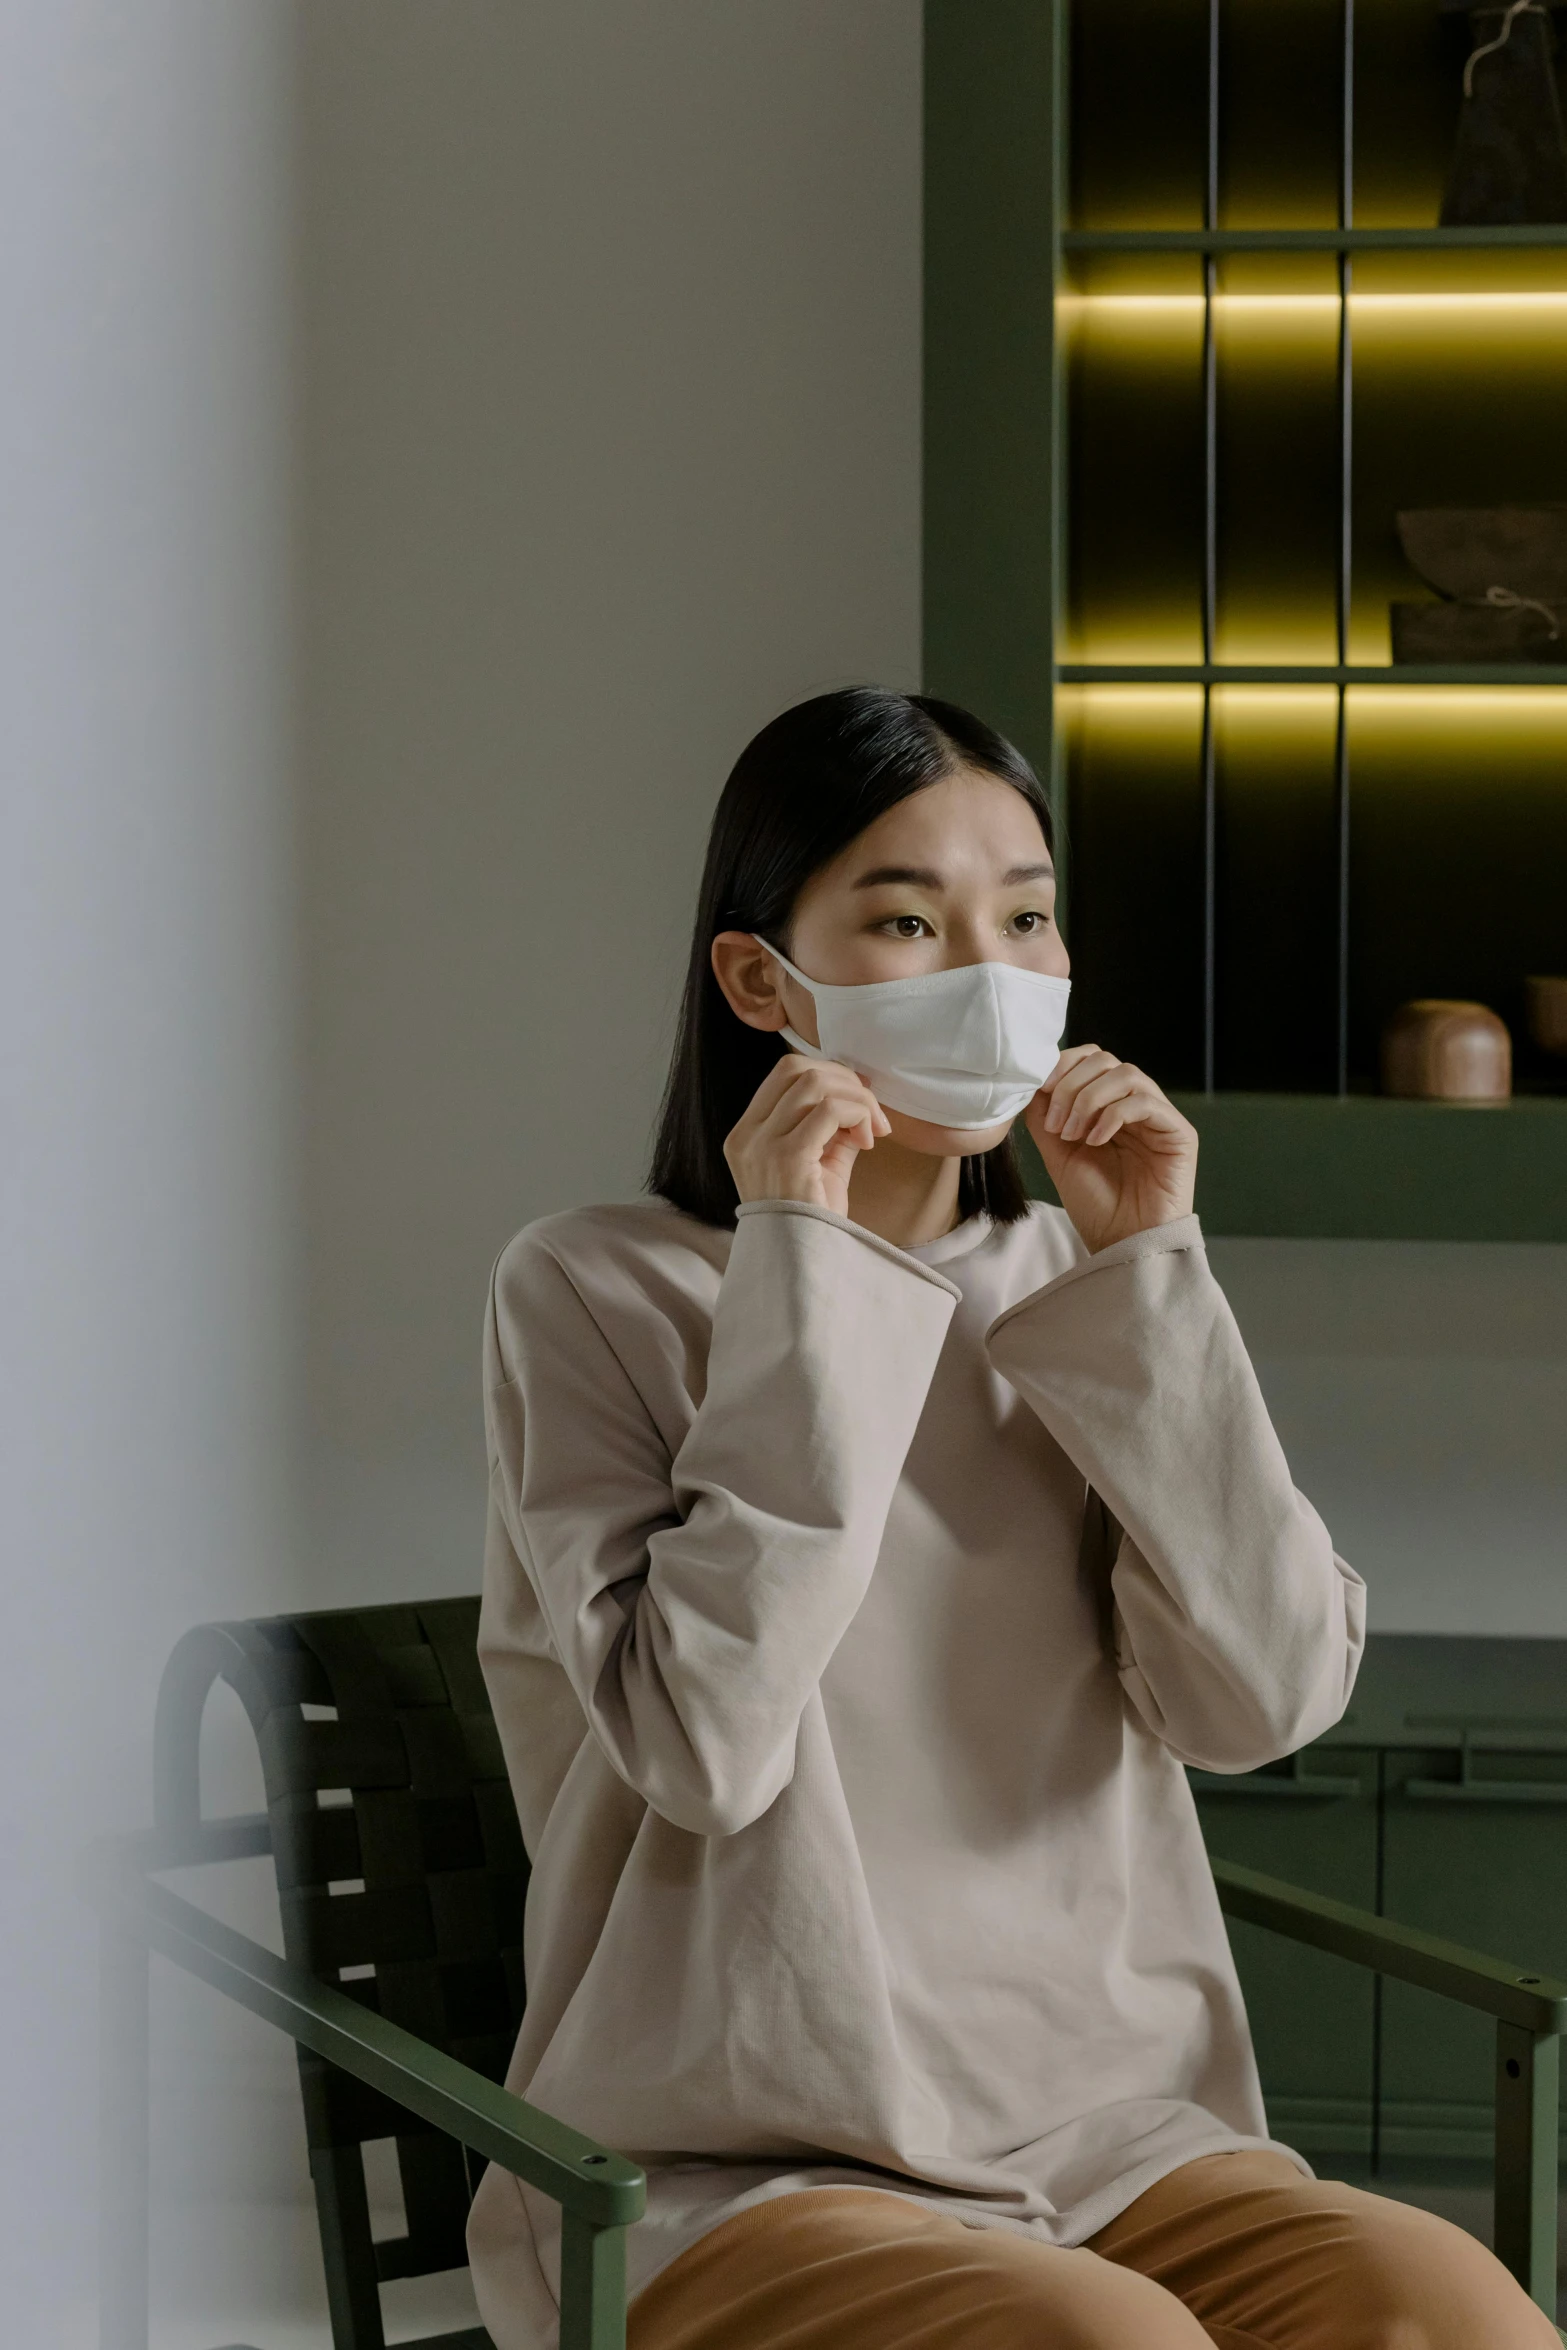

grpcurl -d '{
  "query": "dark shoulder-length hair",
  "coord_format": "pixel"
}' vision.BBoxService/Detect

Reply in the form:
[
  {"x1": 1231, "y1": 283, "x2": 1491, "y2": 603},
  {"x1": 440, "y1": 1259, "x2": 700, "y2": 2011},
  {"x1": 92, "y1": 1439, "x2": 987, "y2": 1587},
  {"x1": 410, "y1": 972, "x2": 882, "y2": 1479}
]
[{"x1": 649, "y1": 685, "x2": 1054, "y2": 1229}]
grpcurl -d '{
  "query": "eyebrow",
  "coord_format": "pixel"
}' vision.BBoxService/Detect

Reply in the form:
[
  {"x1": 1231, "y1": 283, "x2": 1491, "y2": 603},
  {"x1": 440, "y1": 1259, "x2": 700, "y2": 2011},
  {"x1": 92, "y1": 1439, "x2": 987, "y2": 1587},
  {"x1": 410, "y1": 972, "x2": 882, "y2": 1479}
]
[{"x1": 851, "y1": 861, "x2": 1055, "y2": 890}]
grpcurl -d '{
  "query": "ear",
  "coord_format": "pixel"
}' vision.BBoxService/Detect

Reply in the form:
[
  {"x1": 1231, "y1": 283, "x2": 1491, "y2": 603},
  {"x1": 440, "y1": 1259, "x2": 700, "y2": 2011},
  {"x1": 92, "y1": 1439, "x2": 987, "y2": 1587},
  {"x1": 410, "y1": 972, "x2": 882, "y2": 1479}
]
[{"x1": 711, "y1": 931, "x2": 790, "y2": 1033}]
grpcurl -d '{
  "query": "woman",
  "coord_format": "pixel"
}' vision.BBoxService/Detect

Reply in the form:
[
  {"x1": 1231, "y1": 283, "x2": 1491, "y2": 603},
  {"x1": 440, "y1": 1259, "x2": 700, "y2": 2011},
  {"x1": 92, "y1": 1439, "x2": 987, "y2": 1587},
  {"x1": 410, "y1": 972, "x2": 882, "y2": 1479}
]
[{"x1": 469, "y1": 689, "x2": 1552, "y2": 2349}]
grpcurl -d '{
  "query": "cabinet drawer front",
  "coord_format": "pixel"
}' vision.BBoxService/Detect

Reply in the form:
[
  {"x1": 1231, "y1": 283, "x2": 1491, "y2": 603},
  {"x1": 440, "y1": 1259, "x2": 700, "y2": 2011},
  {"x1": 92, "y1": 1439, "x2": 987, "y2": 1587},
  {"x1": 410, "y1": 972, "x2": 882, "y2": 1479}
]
[
  {"x1": 1195, "y1": 1748, "x2": 1379, "y2": 2138},
  {"x1": 1189, "y1": 1764, "x2": 1364, "y2": 1800},
  {"x1": 1380, "y1": 1748, "x2": 1567, "y2": 2127},
  {"x1": 1403, "y1": 1778, "x2": 1567, "y2": 1806}
]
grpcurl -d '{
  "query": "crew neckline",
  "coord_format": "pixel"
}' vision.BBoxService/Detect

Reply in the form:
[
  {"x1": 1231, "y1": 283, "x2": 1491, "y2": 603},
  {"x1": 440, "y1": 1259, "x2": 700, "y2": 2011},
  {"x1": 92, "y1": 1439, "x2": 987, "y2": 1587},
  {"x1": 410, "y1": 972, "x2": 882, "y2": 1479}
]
[{"x1": 905, "y1": 1212, "x2": 996, "y2": 1269}]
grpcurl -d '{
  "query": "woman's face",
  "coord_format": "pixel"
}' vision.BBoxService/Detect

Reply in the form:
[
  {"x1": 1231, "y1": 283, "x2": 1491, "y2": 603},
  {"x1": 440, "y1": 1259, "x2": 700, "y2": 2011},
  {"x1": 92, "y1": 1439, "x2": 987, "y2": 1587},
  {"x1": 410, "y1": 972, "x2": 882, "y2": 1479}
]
[{"x1": 713, "y1": 767, "x2": 1068, "y2": 1159}]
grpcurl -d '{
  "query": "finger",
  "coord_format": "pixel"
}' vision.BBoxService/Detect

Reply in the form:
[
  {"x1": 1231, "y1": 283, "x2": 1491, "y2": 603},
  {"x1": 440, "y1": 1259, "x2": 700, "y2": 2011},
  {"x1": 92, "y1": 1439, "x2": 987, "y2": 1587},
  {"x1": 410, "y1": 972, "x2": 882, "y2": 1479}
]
[
  {"x1": 1077, "y1": 1089, "x2": 1194, "y2": 1149},
  {"x1": 780, "y1": 1086, "x2": 881, "y2": 1137},
  {"x1": 1080, "y1": 1092, "x2": 1161, "y2": 1147},
  {"x1": 735, "y1": 1060, "x2": 832, "y2": 1143},
  {"x1": 1039, "y1": 1050, "x2": 1119, "y2": 1133},
  {"x1": 1036, "y1": 1043, "x2": 1105, "y2": 1100},
  {"x1": 795, "y1": 1063, "x2": 890, "y2": 1137},
  {"x1": 788, "y1": 1096, "x2": 879, "y2": 1159},
  {"x1": 764, "y1": 1076, "x2": 882, "y2": 1141},
  {"x1": 764, "y1": 1064, "x2": 886, "y2": 1141},
  {"x1": 732, "y1": 1051, "x2": 822, "y2": 1136},
  {"x1": 1057, "y1": 1066, "x2": 1148, "y2": 1141},
  {"x1": 1059, "y1": 1068, "x2": 1191, "y2": 1145}
]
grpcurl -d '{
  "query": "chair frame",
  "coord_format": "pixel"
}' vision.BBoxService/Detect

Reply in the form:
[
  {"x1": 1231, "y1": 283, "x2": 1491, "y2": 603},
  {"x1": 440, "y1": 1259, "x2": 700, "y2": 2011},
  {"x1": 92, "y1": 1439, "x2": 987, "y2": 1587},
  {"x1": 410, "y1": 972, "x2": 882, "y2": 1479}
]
[{"x1": 89, "y1": 1613, "x2": 1567, "y2": 2350}]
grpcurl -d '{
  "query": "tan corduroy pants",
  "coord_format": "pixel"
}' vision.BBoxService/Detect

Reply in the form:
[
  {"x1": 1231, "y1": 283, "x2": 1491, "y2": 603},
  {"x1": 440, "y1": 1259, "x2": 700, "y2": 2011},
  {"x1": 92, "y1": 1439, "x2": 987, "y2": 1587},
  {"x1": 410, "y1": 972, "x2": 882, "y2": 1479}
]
[{"x1": 627, "y1": 2151, "x2": 1559, "y2": 2350}]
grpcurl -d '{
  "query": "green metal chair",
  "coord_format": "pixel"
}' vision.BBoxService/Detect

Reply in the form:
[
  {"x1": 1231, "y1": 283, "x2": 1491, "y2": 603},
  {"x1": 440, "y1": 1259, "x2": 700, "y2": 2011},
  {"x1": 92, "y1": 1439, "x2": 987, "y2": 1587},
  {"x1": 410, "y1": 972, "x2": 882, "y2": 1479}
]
[{"x1": 91, "y1": 1598, "x2": 1567, "y2": 2350}]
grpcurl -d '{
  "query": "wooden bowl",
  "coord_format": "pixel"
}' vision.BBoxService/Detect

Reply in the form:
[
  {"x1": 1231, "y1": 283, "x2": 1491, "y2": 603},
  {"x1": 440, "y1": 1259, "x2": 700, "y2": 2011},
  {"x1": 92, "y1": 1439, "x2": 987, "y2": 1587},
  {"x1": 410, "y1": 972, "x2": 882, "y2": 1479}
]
[
  {"x1": 1381, "y1": 1000, "x2": 1512, "y2": 1101},
  {"x1": 1525, "y1": 976, "x2": 1567, "y2": 1058}
]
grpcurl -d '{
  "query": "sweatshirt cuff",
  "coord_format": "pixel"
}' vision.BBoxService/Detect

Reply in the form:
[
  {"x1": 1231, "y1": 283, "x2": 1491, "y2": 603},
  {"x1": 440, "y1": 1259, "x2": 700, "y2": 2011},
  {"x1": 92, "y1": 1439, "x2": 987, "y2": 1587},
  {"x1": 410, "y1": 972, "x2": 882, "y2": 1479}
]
[
  {"x1": 984, "y1": 1211, "x2": 1205, "y2": 1347},
  {"x1": 734, "y1": 1197, "x2": 964, "y2": 1301}
]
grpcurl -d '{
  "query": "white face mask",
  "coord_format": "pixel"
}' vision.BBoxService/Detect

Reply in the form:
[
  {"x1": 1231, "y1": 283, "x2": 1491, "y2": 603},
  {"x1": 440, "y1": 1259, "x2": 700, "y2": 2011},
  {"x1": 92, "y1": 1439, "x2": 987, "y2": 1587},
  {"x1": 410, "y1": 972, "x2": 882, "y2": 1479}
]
[{"x1": 755, "y1": 938, "x2": 1071, "y2": 1131}]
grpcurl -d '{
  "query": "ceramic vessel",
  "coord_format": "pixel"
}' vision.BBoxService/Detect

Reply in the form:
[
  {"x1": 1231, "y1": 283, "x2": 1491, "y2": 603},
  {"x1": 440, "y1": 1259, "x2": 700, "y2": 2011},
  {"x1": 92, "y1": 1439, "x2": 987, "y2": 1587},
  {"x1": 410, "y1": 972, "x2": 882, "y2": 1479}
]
[
  {"x1": 1525, "y1": 975, "x2": 1567, "y2": 1057},
  {"x1": 1440, "y1": 0, "x2": 1567, "y2": 226},
  {"x1": 1396, "y1": 507, "x2": 1567, "y2": 603},
  {"x1": 1381, "y1": 999, "x2": 1512, "y2": 1100},
  {"x1": 1392, "y1": 507, "x2": 1567, "y2": 665}
]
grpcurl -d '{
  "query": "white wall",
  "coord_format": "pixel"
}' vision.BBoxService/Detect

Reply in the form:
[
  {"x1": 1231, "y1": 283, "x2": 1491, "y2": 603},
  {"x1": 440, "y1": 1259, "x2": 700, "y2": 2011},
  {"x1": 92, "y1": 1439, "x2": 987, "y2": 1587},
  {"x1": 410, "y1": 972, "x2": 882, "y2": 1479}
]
[
  {"x1": 292, "y1": 0, "x2": 923, "y2": 1609},
  {"x1": 1209, "y1": 1240, "x2": 1567, "y2": 1638},
  {"x1": 4, "y1": 1, "x2": 923, "y2": 2338}
]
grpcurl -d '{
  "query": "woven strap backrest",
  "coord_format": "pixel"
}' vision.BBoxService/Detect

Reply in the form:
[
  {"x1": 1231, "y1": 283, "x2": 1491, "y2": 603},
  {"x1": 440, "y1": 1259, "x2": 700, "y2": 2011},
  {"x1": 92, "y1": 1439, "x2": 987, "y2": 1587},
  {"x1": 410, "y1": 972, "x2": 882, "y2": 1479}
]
[{"x1": 156, "y1": 1596, "x2": 529, "y2": 2281}]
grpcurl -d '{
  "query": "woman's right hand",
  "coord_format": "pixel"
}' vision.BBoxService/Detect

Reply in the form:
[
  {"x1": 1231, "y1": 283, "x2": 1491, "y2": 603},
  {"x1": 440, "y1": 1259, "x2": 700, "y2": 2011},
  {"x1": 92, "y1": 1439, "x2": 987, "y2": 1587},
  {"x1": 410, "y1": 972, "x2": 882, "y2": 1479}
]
[{"x1": 724, "y1": 1055, "x2": 890, "y2": 1219}]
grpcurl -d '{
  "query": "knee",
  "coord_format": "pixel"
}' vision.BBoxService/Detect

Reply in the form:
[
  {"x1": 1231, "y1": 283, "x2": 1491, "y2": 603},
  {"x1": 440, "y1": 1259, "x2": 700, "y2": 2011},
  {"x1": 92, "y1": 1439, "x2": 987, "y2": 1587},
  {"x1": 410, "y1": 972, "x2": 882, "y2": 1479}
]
[
  {"x1": 963, "y1": 2237, "x2": 1212, "y2": 2350},
  {"x1": 1334, "y1": 2196, "x2": 1558, "y2": 2350}
]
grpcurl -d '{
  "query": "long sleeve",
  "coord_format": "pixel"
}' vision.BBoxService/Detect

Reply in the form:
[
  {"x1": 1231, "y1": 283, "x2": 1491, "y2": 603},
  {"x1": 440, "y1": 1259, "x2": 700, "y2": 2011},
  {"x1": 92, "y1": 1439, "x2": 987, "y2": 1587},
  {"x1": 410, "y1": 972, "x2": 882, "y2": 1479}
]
[
  {"x1": 985, "y1": 1215, "x2": 1365, "y2": 1772},
  {"x1": 482, "y1": 1199, "x2": 959, "y2": 1837}
]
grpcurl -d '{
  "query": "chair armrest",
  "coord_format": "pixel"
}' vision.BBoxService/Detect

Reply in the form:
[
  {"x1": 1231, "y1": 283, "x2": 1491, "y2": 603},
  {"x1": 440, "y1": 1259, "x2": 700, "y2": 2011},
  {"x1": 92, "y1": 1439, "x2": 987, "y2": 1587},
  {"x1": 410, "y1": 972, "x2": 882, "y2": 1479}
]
[
  {"x1": 91, "y1": 1838, "x2": 645, "y2": 2230},
  {"x1": 1212, "y1": 1857, "x2": 1567, "y2": 2030}
]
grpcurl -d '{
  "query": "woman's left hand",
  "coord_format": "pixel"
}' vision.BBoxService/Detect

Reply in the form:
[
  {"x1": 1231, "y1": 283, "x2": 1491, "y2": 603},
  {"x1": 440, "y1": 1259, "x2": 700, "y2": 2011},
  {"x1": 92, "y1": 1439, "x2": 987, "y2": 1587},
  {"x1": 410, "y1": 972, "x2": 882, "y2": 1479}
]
[{"x1": 1024, "y1": 1046, "x2": 1197, "y2": 1255}]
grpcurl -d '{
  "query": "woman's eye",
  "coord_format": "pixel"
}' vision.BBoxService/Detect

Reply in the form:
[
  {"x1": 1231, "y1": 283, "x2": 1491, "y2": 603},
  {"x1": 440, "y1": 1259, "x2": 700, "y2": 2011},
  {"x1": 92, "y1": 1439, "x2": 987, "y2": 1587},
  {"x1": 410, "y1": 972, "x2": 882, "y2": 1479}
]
[
  {"x1": 1010, "y1": 910, "x2": 1052, "y2": 936},
  {"x1": 882, "y1": 914, "x2": 930, "y2": 939}
]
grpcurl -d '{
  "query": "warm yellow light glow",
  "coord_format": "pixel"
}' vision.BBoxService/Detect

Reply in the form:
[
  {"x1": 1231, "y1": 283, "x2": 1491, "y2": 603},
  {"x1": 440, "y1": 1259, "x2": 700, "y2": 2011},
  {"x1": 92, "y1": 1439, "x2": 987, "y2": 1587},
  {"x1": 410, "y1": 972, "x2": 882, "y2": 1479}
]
[
  {"x1": 1349, "y1": 688, "x2": 1567, "y2": 727},
  {"x1": 1061, "y1": 292, "x2": 1567, "y2": 314},
  {"x1": 1061, "y1": 684, "x2": 1567, "y2": 710},
  {"x1": 1354, "y1": 292, "x2": 1567, "y2": 311},
  {"x1": 1058, "y1": 294, "x2": 1206, "y2": 316},
  {"x1": 1061, "y1": 283, "x2": 1567, "y2": 683},
  {"x1": 1211, "y1": 688, "x2": 1339, "y2": 712},
  {"x1": 1062, "y1": 605, "x2": 1206, "y2": 667},
  {"x1": 1063, "y1": 639, "x2": 1207, "y2": 666},
  {"x1": 1059, "y1": 684, "x2": 1567, "y2": 782},
  {"x1": 1057, "y1": 687, "x2": 1203, "y2": 719},
  {"x1": 1057, "y1": 689, "x2": 1205, "y2": 756}
]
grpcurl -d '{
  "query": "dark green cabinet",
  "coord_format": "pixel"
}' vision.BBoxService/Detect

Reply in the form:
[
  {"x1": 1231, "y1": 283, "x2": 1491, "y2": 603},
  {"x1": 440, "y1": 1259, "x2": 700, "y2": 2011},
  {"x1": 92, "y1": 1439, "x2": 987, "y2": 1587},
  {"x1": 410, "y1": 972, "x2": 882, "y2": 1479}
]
[
  {"x1": 1193, "y1": 1749, "x2": 1379, "y2": 2156},
  {"x1": 1381, "y1": 1743, "x2": 1567, "y2": 2159},
  {"x1": 1192, "y1": 1634, "x2": 1567, "y2": 2163}
]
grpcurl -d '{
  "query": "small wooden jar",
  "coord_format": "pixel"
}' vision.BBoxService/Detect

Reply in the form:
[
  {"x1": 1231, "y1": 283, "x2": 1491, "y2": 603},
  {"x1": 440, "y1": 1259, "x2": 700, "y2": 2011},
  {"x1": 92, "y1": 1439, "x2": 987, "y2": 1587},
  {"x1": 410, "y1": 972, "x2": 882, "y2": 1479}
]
[{"x1": 1381, "y1": 1000, "x2": 1512, "y2": 1101}]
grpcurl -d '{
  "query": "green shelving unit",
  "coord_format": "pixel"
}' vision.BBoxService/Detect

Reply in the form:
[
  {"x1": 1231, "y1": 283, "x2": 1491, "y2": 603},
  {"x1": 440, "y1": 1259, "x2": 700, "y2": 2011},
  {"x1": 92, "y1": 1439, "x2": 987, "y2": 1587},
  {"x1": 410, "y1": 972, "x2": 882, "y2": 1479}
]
[
  {"x1": 1172, "y1": 1092, "x2": 1567, "y2": 1242},
  {"x1": 1021, "y1": 1094, "x2": 1567, "y2": 1242},
  {"x1": 925, "y1": 0, "x2": 1567, "y2": 1239}
]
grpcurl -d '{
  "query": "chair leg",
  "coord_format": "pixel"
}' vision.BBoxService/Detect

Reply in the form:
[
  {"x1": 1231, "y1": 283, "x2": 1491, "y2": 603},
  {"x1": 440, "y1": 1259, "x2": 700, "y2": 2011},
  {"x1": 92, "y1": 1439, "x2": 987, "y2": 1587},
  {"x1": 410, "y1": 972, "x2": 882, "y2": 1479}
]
[
  {"x1": 99, "y1": 1916, "x2": 150, "y2": 2350},
  {"x1": 311, "y1": 2142, "x2": 388, "y2": 2350},
  {"x1": 560, "y1": 2212, "x2": 627, "y2": 2350},
  {"x1": 1494, "y1": 2019, "x2": 1560, "y2": 2319}
]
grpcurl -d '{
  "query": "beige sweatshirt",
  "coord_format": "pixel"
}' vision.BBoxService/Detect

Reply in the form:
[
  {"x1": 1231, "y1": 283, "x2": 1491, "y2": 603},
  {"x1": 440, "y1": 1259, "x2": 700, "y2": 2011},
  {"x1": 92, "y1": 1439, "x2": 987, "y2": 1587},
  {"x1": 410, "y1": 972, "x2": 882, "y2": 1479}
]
[{"x1": 467, "y1": 1197, "x2": 1366, "y2": 2348}]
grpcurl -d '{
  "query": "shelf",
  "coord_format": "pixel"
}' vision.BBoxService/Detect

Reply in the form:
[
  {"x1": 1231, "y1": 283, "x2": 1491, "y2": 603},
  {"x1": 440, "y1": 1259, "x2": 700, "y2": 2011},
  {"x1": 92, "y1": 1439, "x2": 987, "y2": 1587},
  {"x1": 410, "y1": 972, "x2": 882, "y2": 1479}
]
[
  {"x1": 1042, "y1": 1095, "x2": 1567, "y2": 1242},
  {"x1": 1059, "y1": 666, "x2": 1567, "y2": 687},
  {"x1": 926, "y1": 3, "x2": 1567, "y2": 1237},
  {"x1": 1064, "y1": 228, "x2": 1567, "y2": 255}
]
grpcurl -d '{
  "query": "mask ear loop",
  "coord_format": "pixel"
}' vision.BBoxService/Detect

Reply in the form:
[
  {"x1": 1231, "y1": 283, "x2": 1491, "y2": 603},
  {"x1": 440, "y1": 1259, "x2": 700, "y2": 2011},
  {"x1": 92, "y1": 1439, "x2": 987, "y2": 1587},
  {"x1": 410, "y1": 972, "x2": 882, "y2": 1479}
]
[
  {"x1": 749, "y1": 934, "x2": 810, "y2": 988},
  {"x1": 748, "y1": 936, "x2": 827, "y2": 1062}
]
